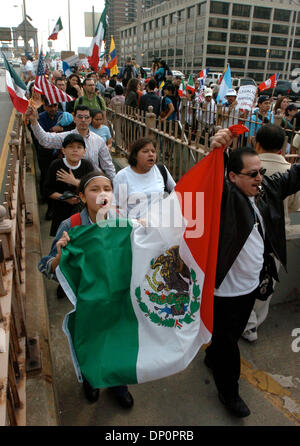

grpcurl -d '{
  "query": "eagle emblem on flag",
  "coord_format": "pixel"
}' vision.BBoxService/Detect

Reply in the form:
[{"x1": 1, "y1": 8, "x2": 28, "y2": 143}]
[{"x1": 135, "y1": 246, "x2": 200, "y2": 329}]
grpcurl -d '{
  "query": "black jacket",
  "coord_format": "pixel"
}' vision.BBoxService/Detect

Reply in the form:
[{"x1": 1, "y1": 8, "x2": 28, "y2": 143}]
[
  {"x1": 139, "y1": 92, "x2": 161, "y2": 117},
  {"x1": 215, "y1": 163, "x2": 300, "y2": 288}
]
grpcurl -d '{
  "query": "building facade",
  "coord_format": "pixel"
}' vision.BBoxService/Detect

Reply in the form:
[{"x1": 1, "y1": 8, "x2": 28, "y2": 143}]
[
  {"x1": 118, "y1": 0, "x2": 300, "y2": 82},
  {"x1": 105, "y1": 0, "x2": 163, "y2": 60}
]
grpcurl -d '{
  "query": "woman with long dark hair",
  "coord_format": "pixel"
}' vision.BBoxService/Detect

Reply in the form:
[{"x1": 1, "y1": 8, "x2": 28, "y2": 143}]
[{"x1": 125, "y1": 78, "x2": 140, "y2": 108}]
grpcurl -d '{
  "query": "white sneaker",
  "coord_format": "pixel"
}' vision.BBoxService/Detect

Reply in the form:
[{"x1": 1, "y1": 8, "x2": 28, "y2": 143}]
[{"x1": 242, "y1": 328, "x2": 258, "y2": 342}]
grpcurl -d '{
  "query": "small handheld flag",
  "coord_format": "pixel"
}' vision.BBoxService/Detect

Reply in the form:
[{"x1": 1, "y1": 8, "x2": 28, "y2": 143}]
[
  {"x1": 48, "y1": 17, "x2": 63, "y2": 41},
  {"x1": 3, "y1": 52, "x2": 28, "y2": 113},
  {"x1": 186, "y1": 74, "x2": 195, "y2": 94},
  {"x1": 34, "y1": 52, "x2": 74, "y2": 104},
  {"x1": 258, "y1": 74, "x2": 279, "y2": 92}
]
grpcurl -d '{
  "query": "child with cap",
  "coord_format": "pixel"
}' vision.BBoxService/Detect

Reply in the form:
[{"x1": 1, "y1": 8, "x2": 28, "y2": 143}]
[{"x1": 43, "y1": 133, "x2": 95, "y2": 236}]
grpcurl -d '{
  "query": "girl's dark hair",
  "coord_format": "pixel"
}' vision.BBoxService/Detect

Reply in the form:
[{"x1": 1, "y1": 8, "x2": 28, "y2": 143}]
[
  {"x1": 115, "y1": 84, "x2": 124, "y2": 95},
  {"x1": 285, "y1": 103, "x2": 298, "y2": 116},
  {"x1": 90, "y1": 109, "x2": 104, "y2": 119},
  {"x1": 125, "y1": 78, "x2": 139, "y2": 96},
  {"x1": 66, "y1": 73, "x2": 81, "y2": 87},
  {"x1": 78, "y1": 171, "x2": 112, "y2": 194},
  {"x1": 274, "y1": 96, "x2": 288, "y2": 114},
  {"x1": 128, "y1": 138, "x2": 155, "y2": 167}
]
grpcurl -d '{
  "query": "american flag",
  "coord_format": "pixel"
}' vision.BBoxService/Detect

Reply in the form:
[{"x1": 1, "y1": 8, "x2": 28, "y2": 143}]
[{"x1": 34, "y1": 52, "x2": 74, "y2": 104}]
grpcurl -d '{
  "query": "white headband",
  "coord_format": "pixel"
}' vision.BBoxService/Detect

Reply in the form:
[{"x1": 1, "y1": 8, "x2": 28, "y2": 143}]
[{"x1": 83, "y1": 175, "x2": 111, "y2": 189}]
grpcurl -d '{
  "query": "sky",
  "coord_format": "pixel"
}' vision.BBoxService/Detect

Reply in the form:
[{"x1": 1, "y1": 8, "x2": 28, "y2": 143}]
[{"x1": 1, "y1": 0, "x2": 105, "y2": 53}]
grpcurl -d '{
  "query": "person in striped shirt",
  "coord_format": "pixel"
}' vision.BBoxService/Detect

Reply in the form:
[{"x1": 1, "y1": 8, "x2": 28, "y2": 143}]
[{"x1": 25, "y1": 104, "x2": 116, "y2": 180}]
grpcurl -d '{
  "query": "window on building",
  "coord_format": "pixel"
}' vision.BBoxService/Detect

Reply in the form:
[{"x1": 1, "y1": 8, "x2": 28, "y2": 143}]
[
  {"x1": 274, "y1": 9, "x2": 290, "y2": 22},
  {"x1": 228, "y1": 46, "x2": 247, "y2": 56},
  {"x1": 252, "y1": 22, "x2": 269, "y2": 33},
  {"x1": 209, "y1": 17, "x2": 228, "y2": 28},
  {"x1": 271, "y1": 37, "x2": 288, "y2": 46},
  {"x1": 162, "y1": 16, "x2": 166, "y2": 26},
  {"x1": 206, "y1": 57, "x2": 225, "y2": 68},
  {"x1": 155, "y1": 18, "x2": 159, "y2": 27},
  {"x1": 253, "y1": 6, "x2": 271, "y2": 20},
  {"x1": 292, "y1": 51, "x2": 300, "y2": 60},
  {"x1": 187, "y1": 7, "x2": 194, "y2": 19},
  {"x1": 210, "y1": 1, "x2": 229, "y2": 15},
  {"x1": 248, "y1": 60, "x2": 265, "y2": 69},
  {"x1": 229, "y1": 59, "x2": 245, "y2": 68},
  {"x1": 208, "y1": 31, "x2": 227, "y2": 42},
  {"x1": 197, "y1": 2, "x2": 206, "y2": 16},
  {"x1": 170, "y1": 13, "x2": 173, "y2": 24},
  {"x1": 231, "y1": 20, "x2": 249, "y2": 31},
  {"x1": 143, "y1": 23, "x2": 147, "y2": 32},
  {"x1": 272, "y1": 24, "x2": 289, "y2": 34},
  {"x1": 249, "y1": 48, "x2": 266, "y2": 57},
  {"x1": 270, "y1": 49, "x2": 286, "y2": 58},
  {"x1": 294, "y1": 39, "x2": 300, "y2": 48},
  {"x1": 168, "y1": 48, "x2": 174, "y2": 57},
  {"x1": 207, "y1": 44, "x2": 226, "y2": 55},
  {"x1": 251, "y1": 35, "x2": 268, "y2": 45},
  {"x1": 161, "y1": 49, "x2": 166, "y2": 57},
  {"x1": 230, "y1": 33, "x2": 248, "y2": 43},
  {"x1": 175, "y1": 59, "x2": 182, "y2": 68},
  {"x1": 149, "y1": 21, "x2": 152, "y2": 30},
  {"x1": 269, "y1": 61, "x2": 284, "y2": 70},
  {"x1": 176, "y1": 48, "x2": 183, "y2": 56},
  {"x1": 232, "y1": 4, "x2": 251, "y2": 17}
]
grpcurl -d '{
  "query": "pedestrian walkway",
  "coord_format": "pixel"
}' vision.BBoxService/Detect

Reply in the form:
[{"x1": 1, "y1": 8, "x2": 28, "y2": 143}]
[{"x1": 31, "y1": 166, "x2": 300, "y2": 427}]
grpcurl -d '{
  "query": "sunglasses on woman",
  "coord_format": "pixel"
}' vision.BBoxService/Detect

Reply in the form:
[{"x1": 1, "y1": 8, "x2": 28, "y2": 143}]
[{"x1": 238, "y1": 168, "x2": 266, "y2": 178}]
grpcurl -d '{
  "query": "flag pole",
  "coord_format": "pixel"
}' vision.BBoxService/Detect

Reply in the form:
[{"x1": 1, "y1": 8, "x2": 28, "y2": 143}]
[{"x1": 68, "y1": 0, "x2": 72, "y2": 51}]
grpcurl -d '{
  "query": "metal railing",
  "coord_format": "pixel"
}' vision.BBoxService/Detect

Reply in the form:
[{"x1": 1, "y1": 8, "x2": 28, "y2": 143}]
[
  {"x1": 106, "y1": 97, "x2": 300, "y2": 181},
  {"x1": 0, "y1": 112, "x2": 38, "y2": 426}
]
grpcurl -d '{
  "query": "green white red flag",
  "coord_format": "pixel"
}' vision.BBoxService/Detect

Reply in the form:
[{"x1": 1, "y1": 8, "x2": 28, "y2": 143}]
[
  {"x1": 56, "y1": 148, "x2": 224, "y2": 388},
  {"x1": 3, "y1": 52, "x2": 28, "y2": 114},
  {"x1": 48, "y1": 17, "x2": 63, "y2": 40},
  {"x1": 186, "y1": 74, "x2": 195, "y2": 94},
  {"x1": 178, "y1": 79, "x2": 186, "y2": 97},
  {"x1": 88, "y1": 7, "x2": 106, "y2": 71}
]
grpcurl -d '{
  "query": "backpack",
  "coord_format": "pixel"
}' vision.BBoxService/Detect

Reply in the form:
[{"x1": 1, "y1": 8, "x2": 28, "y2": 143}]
[
  {"x1": 122, "y1": 65, "x2": 133, "y2": 87},
  {"x1": 157, "y1": 164, "x2": 169, "y2": 193},
  {"x1": 70, "y1": 212, "x2": 82, "y2": 228},
  {"x1": 78, "y1": 95, "x2": 105, "y2": 111}
]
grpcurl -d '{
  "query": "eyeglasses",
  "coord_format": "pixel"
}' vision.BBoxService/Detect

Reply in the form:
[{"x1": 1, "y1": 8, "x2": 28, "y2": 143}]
[
  {"x1": 238, "y1": 168, "x2": 266, "y2": 178},
  {"x1": 76, "y1": 115, "x2": 90, "y2": 120}
]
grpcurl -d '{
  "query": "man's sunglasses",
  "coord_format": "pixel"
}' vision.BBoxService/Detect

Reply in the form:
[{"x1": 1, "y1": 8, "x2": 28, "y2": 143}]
[{"x1": 238, "y1": 168, "x2": 266, "y2": 178}]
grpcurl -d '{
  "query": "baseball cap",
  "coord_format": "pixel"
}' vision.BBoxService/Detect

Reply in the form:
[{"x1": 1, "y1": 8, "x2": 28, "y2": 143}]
[
  {"x1": 204, "y1": 88, "x2": 213, "y2": 97},
  {"x1": 62, "y1": 133, "x2": 86, "y2": 149},
  {"x1": 225, "y1": 89, "x2": 237, "y2": 97},
  {"x1": 257, "y1": 95, "x2": 270, "y2": 104}
]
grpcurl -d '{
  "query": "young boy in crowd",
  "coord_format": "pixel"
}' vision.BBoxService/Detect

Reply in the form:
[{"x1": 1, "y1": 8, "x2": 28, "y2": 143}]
[{"x1": 43, "y1": 133, "x2": 95, "y2": 236}]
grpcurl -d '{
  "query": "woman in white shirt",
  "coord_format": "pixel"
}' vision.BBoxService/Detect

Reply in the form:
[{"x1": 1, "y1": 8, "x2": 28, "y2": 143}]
[{"x1": 113, "y1": 138, "x2": 176, "y2": 219}]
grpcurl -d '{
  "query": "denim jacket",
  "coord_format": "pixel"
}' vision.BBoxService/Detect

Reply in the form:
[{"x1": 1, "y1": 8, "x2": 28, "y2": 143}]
[{"x1": 38, "y1": 207, "x2": 119, "y2": 281}]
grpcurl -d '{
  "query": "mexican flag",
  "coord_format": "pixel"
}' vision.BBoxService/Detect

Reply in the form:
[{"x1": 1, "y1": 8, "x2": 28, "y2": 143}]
[
  {"x1": 178, "y1": 79, "x2": 186, "y2": 97},
  {"x1": 57, "y1": 148, "x2": 224, "y2": 388},
  {"x1": 48, "y1": 17, "x2": 63, "y2": 40},
  {"x1": 186, "y1": 74, "x2": 195, "y2": 94},
  {"x1": 3, "y1": 53, "x2": 28, "y2": 114},
  {"x1": 88, "y1": 7, "x2": 106, "y2": 72}
]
